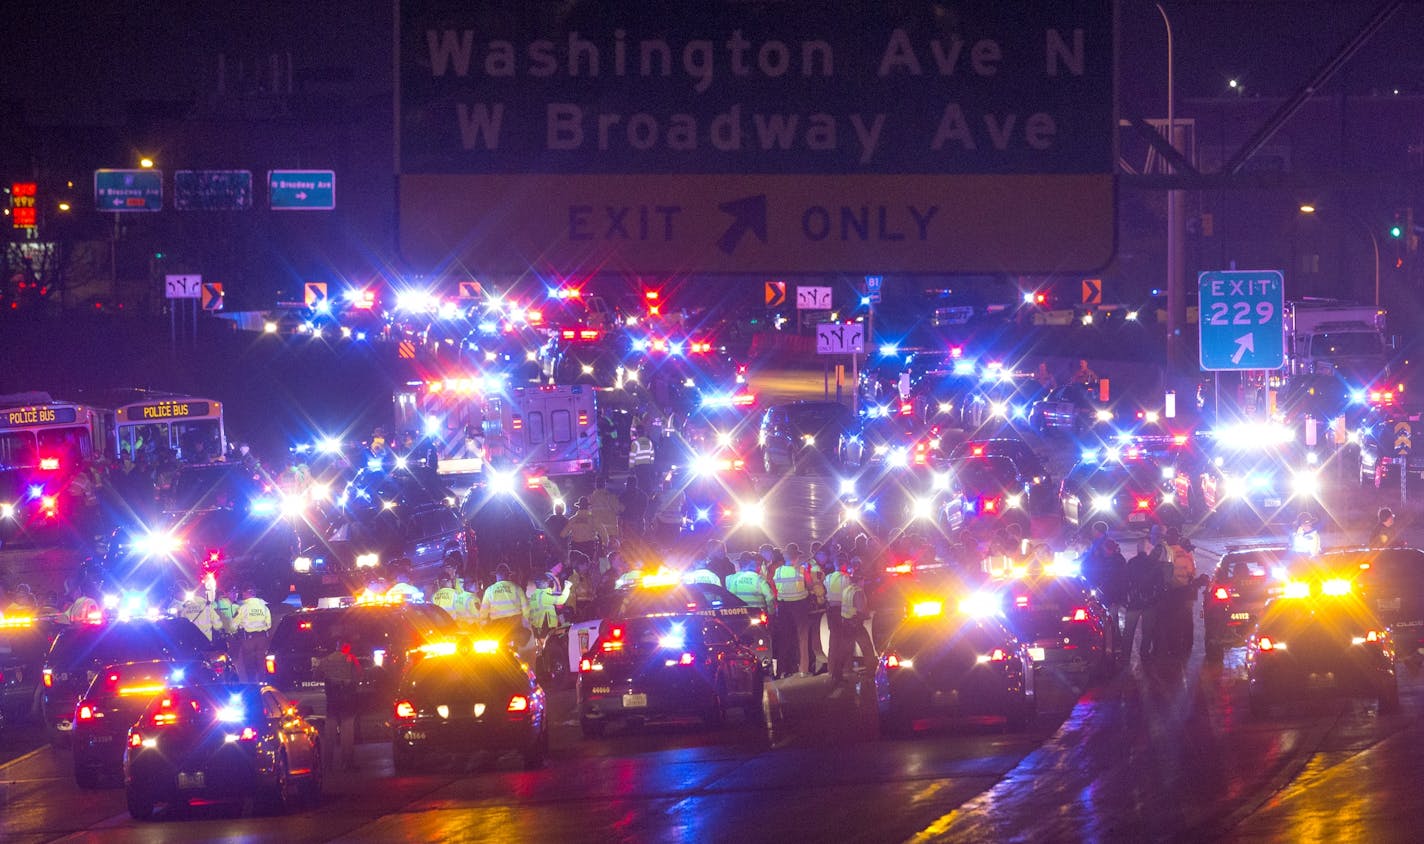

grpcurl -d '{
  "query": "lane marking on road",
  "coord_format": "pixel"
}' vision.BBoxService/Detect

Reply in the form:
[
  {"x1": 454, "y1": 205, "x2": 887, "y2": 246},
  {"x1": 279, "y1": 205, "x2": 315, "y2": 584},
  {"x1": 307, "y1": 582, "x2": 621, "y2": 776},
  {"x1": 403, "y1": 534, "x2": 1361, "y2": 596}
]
[{"x1": 0, "y1": 746, "x2": 48, "y2": 775}]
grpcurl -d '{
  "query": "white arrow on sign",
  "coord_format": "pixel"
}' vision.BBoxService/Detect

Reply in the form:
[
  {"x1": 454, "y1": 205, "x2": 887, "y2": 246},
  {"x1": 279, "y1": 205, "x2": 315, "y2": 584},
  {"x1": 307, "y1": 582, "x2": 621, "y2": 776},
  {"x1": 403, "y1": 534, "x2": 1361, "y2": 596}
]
[
  {"x1": 816, "y1": 322, "x2": 865, "y2": 355},
  {"x1": 295, "y1": 191, "x2": 308, "y2": 200},
  {"x1": 1231, "y1": 333, "x2": 1255, "y2": 365}
]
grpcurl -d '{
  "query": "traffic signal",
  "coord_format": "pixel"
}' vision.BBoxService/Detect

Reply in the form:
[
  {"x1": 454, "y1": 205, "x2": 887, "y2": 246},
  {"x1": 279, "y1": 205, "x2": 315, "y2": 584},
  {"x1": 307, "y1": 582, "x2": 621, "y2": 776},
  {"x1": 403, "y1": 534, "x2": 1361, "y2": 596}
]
[{"x1": 1389, "y1": 221, "x2": 1403, "y2": 239}]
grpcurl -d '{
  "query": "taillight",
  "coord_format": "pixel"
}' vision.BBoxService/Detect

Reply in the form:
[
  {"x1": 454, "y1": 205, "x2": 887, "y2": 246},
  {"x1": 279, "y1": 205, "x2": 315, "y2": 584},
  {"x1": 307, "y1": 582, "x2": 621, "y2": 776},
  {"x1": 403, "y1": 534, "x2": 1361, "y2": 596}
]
[
  {"x1": 394, "y1": 700, "x2": 416, "y2": 719},
  {"x1": 265, "y1": 655, "x2": 276, "y2": 675},
  {"x1": 1134, "y1": 497, "x2": 1152, "y2": 511},
  {"x1": 1366, "y1": 630, "x2": 1381, "y2": 643},
  {"x1": 610, "y1": 625, "x2": 624, "y2": 640},
  {"x1": 985, "y1": 648, "x2": 1008, "y2": 662},
  {"x1": 128, "y1": 732, "x2": 143, "y2": 748},
  {"x1": 1071, "y1": 608, "x2": 1089, "y2": 622},
  {"x1": 238, "y1": 726, "x2": 258, "y2": 741},
  {"x1": 601, "y1": 640, "x2": 623, "y2": 652},
  {"x1": 1014, "y1": 595, "x2": 1030, "y2": 609},
  {"x1": 982, "y1": 497, "x2": 998, "y2": 513},
  {"x1": 900, "y1": 403, "x2": 913, "y2": 416},
  {"x1": 507, "y1": 695, "x2": 529, "y2": 713},
  {"x1": 1213, "y1": 587, "x2": 1229, "y2": 602},
  {"x1": 884, "y1": 652, "x2": 901, "y2": 669},
  {"x1": 1258, "y1": 636, "x2": 1276, "y2": 652},
  {"x1": 43, "y1": 668, "x2": 53, "y2": 687},
  {"x1": 77, "y1": 703, "x2": 95, "y2": 721},
  {"x1": 678, "y1": 652, "x2": 695, "y2": 666},
  {"x1": 579, "y1": 658, "x2": 592, "y2": 672}
]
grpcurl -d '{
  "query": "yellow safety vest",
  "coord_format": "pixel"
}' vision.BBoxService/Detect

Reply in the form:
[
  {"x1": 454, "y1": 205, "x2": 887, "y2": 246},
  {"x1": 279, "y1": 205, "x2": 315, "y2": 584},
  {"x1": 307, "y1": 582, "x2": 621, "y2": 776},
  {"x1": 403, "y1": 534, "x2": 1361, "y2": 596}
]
[
  {"x1": 772, "y1": 564, "x2": 808, "y2": 602},
  {"x1": 630, "y1": 438, "x2": 655, "y2": 466}
]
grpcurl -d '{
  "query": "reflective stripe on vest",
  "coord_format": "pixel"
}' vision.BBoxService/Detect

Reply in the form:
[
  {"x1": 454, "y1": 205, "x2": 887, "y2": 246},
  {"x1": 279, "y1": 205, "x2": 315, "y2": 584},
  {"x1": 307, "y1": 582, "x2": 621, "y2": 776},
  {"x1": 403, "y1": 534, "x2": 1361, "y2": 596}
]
[
  {"x1": 432, "y1": 587, "x2": 457, "y2": 611},
  {"x1": 630, "y1": 439, "x2": 655, "y2": 465},
  {"x1": 772, "y1": 564, "x2": 808, "y2": 601},
  {"x1": 841, "y1": 584, "x2": 864, "y2": 620},
  {"x1": 727, "y1": 572, "x2": 765, "y2": 609},
  {"x1": 484, "y1": 582, "x2": 522, "y2": 618}
]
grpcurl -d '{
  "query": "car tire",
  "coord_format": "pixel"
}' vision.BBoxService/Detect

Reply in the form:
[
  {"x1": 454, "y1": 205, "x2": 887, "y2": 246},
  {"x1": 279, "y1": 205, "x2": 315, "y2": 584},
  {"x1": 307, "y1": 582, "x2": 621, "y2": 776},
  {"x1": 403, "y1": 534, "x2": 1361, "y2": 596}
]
[
  {"x1": 74, "y1": 765, "x2": 103, "y2": 790},
  {"x1": 743, "y1": 673, "x2": 765, "y2": 718},
  {"x1": 126, "y1": 786, "x2": 157, "y2": 821},
  {"x1": 393, "y1": 743, "x2": 420, "y2": 773},
  {"x1": 1248, "y1": 689, "x2": 1270, "y2": 719},
  {"x1": 1379, "y1": 683, "x2": 1401, "y2": 715},
  {"x1": 580, "y1": 717, "x2": 606, "y2": 739},
  {"x1": 255, "y1": 752, "x2": 293, "y2": 815},
  {"x1": 705, "y1": 687, "x2": 727, "y2": 729},
  {"x1": 303, "y1": 745, "x2": 323, "y2": 804},
  {"x1": 522, "y1": 727, "x2": 550, "y2": 770},
  {"x1": 1005, "y1": 697, "x2": 1035, "y2": 732}
]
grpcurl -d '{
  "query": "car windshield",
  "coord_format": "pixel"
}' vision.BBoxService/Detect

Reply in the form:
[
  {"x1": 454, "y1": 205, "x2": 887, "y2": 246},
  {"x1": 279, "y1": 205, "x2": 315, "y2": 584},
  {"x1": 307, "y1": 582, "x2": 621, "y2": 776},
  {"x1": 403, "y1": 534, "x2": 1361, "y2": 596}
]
[
  {"x1": 954, "y1": 456, "x2": 1019, "y2": 490},
  {"x1": 1312, "y1": 332, "x2": 1384, "y2": 358},
  {"x1": 1078, "y1": 463, "x2": 1163, "y2": 493},
  {"x1": 402, "y1": 654, "x2": 525, "y2": 699},
  {"x1": 786, "y1": 405, "x2": 852, "y2": 434}
]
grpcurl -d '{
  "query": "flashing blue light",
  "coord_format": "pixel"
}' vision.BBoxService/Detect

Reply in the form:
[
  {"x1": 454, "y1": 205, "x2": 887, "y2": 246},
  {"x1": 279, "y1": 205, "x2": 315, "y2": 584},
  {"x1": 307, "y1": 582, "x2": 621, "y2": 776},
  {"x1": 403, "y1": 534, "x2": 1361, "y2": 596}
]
[
  {"x1": 478, "y1": 320, "x2": 497, "y2": 334},
  {"x1": 216, "y1": 704, "x2": 245, "y2": 723},
  {"x1": 250, "y1": 498, "x2": 277, "y2": 516},
  {"x1": 879, "y1": 343, "x2": 899, "y2": 356},
  {"x1": 313, "y1": 299, "x2": 331, "y2": 314},
  {"x1": 632, "y1": 338, "x2": 649, "y2": 352},
  {"x1": 1080, "y1": 448, "x2": 1100, "y2": 463},
  {"x1": 27, "y1": 484, "x2": 44, "y2": 499},
  {"x1": 1349, "y1": 389, "x2": 1366, "y2": 405},
  {"x1": 366, "y1": 457, "x2": 384, "y2": 471},
  {"x1": 700, "y1": 393, "x2": 733, "y2": 408},
  {"x1": 860, "y1": 296, "x2": 872, "y2": 305},
  {"x1": 838, "y1": 478, "x2": 856, "y2": 496},
  {"x1": 953, "y1": 361, "x2": 975, "y2": 376},
  {"x1": 423, "y1": 416, "x2": 443, "y2": 437},
  {"x1": 169, "y1": 667, "x2": 186, "y2": 682},
  {"x1": 1012, "y1": 404, "x2": 1028, "y2": 420},
  {"x1": 694, "y1": 507, "x2": 712, "y2": 523},
  {"x1": 657, "y1": 625, "x2": 686, "y2": 650},
  {"x1": 354, "y1": 331, "x2": 368, "y2": 341}
]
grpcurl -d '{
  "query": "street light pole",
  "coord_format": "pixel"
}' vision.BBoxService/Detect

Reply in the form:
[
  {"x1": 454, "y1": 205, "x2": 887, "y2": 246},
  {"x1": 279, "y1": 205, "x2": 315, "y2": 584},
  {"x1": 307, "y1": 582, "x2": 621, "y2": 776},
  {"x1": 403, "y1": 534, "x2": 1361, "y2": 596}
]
[
  {"x1": 1299, "y1": 205, "x2": 1380, "y2": 307},
  {"x1": 1157, "y1": 2, "x2": 1187, "y2": 370}
]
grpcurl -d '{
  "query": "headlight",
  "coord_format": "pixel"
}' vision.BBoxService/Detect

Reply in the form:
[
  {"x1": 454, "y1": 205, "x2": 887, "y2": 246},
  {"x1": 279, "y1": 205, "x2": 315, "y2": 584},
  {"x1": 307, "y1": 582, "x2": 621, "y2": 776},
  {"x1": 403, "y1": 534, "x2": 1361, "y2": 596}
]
[
  {"x1": 1094, "y1": 409, "x2": 1113, "y2": 422},
  {"x1": 1091, "y1": 495, "x2": 1114, "y2": 512},
  {"x1": 263, "y1": 321, "x2": 278, "y2": 333},
  {"x1": 838, "y1": 478, "x2": 856, "y2": 496},
  {"x1": 134, "y1": 531, "x2": 182, "y2": 557},
  {"x1": 691, "y1": 454, "x2": 719, "y2": 477},
  {"x1": 931, "y1": 472, "x2": 950, "y2": 491},
  {"x1": 842, "y1": 504, "x2": 862, "y2": 521},
  {"x1": 293, "y1": 556, "x2": 313, "y2": 573},
  {"x1": 581, "y1": 364, "x2": 594, "y2": 375},
  {"x1": 1005, "y1": 494, "x2": 1023, "y2": 509},
  {"x1": 1222, "y1": 475, "x2": 1248, "y2": 499},
  {"x1": 487, "y1": 471, "x2": 515, "y2": 496},
  {"x1": 0, "y1": 503, "x2": 14, "y2": 519},
  {"x1": 958, "y1": 591, "x2": 1000, "y2": 618},
  {"x1": 990, "y1": 401, "x2": 1008, "y2": 418},
  {"x1": 886, "y1": 448, "x2": 909, "y2": 469},
  {"x1": 1291, "y1": 470, "x2": 1320, "y2": 498},
  {"x1": 937, "y1": 402, "x2": 953, "y2": 413},
  {"x1": 872, "y1": 444, "x2": 889, "y2": 455},
  {"x1": 355, "y1": 553, "x2": 380, "y2": 569},
  {"x1": 340, "y1": 326, "x2": 353, "y2": 338},
  {"x1": 280, "y1": 495, "x2": 306, "y2": 518},
  {"x1": 911, "y1": 497, "x2": 935, "y2": 520},
  {"x1": 738, "y1": 501, "x2": 765, "y2": 527},
  {"x1": 802, "y1": 434, "x2": 816, "y2": 447},
  {"x1": 1144, "y1": 411, "x2": 1160, "y2": 423}
]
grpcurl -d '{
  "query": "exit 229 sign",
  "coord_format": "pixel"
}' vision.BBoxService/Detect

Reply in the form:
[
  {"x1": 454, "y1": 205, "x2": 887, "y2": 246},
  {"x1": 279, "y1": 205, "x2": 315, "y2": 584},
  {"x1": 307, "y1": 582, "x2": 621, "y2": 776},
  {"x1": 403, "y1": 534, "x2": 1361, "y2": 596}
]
[{"x1": 1197, "y1": 270, "x2": 1285, "y2": 371}]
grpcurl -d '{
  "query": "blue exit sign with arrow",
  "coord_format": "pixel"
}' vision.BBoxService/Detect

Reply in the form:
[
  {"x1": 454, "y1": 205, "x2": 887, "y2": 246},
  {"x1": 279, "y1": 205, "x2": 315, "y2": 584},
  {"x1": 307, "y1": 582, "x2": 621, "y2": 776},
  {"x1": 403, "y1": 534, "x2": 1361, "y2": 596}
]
[
  {"x1": 1197, "y1": 270, "x2": 1285, "y2": 372},
  {"x1": 268, "y1": 170, "x2": 335, "y2": 210}
]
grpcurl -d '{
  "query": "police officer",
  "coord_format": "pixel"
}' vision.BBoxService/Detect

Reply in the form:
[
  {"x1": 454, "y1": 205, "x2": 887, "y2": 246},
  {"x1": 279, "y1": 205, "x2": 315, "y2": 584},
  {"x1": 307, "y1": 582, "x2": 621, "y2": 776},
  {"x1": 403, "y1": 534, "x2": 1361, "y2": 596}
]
[
  {"x1": 772, "y1": 550, "x2": 812, "y2": 677},
  {"x1": 561, "y1": 498, "x2": 603, "y2": 563},
  {"x1": 830, "y1": 561, "x2": 875, "y2": 689},
  {"x1": 318, "y1": 641, "x2": 362, "y2": 770},
  {"x1": 214, "y1": 585, "x2": 239, "y2": 637},
  {"x1": 480, "y1": 564, "x2": 530, "y2": 647},
  {"x1": 385, "y1": 570, "x2": 425, "y2": 603},
  {"x1": 526, "y1": 573, "x2": 572, "y2": 636},
  {"x1": 685, "y1": 558, "x2": 722, "y2": 586},
  {"x1": 180, "y1": 586, "x2": 222, "y2": 642},
  {"x1": 629, "y1": 427, "x2": 656, "y2": 492},
  {"x1": 65, "y1": 586, "x2": 102, "y2": 625},
  {"x1": 820, "y1": 554, "x2": 847, "y2": 673},
  {"x1": 452, "y1": 576, "x2": 479, "y2": 626},
  {"x1": 234, "y1": 585, "x2": 273, "y2": 681},
  {"x1": 587, "y1": 476, "x2": 624, "y2": 546},
  {"x1": 431, "y1": 576, "x2": 459, "y2": 616},
  {"x1": 726, "y1": 553, "x2": 774, "y2": 613}
]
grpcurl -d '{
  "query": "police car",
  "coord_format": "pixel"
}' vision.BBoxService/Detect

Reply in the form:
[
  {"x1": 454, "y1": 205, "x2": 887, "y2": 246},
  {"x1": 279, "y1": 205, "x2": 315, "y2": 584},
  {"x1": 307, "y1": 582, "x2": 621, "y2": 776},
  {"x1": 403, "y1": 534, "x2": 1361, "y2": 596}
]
[
  {"x1": 1321, "y1": 547, "x2": 1424, "y2": 660},
  {"x1": 124, "y1": 682, "x2": 322, "y2": 819},
  {"x1": 42, "y1": 615, "x2": 221, "y2": 745},
  {"x1": 264, "y1": 598, "x2": 459, "y2": 717},
  {"x1": 0, "y1": 612, "x2": 56, "y2": 724},
  {"x1": 392, "y1": 638, "x2": 548, "y2": 771},
  {"x1": 1202, "y1": 544, "x2": 1290, "y2": 659},
  {"x1": 577, "y1": 615, "x2": 762, "y2": 737},
  {"x1": 1247, "y1": 577, "x2": 1398, "y2": 716},
  {"x1": 1190, "y1": 422, "x2": 1325, "y2": 525},
  {"x1": 983, "y1": 571, "x2": 1119, "y2": 680},
  {"x1": 874, "y1": 597, "x2": 1037, "y2": 734},
  {"x1": 1059, "y1": 447, "x2": 1178, "y2": 529},
  {"x1": 946, "y1": 438, "x2": 1055, "y2": 515},
  {"x1": 72, "y1": 659, "x2": 218, "y2": 788}
]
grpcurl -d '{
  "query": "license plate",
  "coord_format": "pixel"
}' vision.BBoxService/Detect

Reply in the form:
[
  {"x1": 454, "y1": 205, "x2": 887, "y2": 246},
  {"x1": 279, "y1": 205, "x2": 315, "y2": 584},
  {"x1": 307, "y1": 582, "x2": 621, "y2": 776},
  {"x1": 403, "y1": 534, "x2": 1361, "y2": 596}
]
[
  {"x1": 93, "y1": 735, "x2": 113, "y2": 743},
  {"x1": 1127, "y1": 513, "x2": 1146, "y2": 523},
  {"x1": 322, "y1": 575, "x2": 339, "y2": 584},
  {"x1": 1305, "y1": 673, "x2": 1337, "y2": 690},
  {"x1": 931, "y1": 689, "x2": 959, "y2": 706},
  {"x1": 622, "y1": 693, "x2": 648, "y2": 709},
  {"x1": 403, "y1": 731, "x2": 426, "y2": 741},
  {"x1": 1263, "y1": 498, "x2": 1282, "y2": 508},
  {"x1": 1028, "y1": 647, "x2": 1046, "y2": 662},
  {"x1": 1378, "y1": 598, "x2": 1402, "y2": 612},
  {"x1": 299, "y1": 681, "x2": 324, "y2": 688},
  {"x1": 1231, "y1": 612, "x2": 1252, "y2": 621},
  {"x1": 178, "y1": 772, "x2": 206, "y2": 790}
]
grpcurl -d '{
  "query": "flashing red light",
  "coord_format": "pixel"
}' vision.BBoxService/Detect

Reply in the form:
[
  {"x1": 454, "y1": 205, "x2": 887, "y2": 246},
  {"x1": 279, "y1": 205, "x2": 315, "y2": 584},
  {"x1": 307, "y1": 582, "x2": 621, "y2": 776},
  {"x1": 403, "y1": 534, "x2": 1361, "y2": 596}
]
[
  {"x1": 732, "y1": 392, "x2": 756, "y2": 407},
  {"x1": 970, "y1": 445, "x2": 985, "y2": 456},
  {"x1": 678, "y1": 652, "x2": 695, "y2": 666},
  {"x1": 982, "y1": 497, "x2": 999, "y2": 513},
  {"x1": 1035, "y1": 293, "x2": 1047, "y2": 305},
  {"x1": 78, "y1": 703, "x2": 95, "y2": 721},
  {"x1": 511, "y1": 417, "x2": 524, "y2": 431},
  {"x1": 644, "y1": 290, "x2": 660, "y2": 300},
  {"x1": 394, "y1": 700, "x2": 416, "y2": 719},
  {"x1": 1015, "y1": 595, "x2": 1030, "y2": 608},
  {"x1": 900, "y1": 402, "x2": 913, "y2": 416},
  {"x1": 128, "y1": 732, "x2": 143, "y2": 748},
  {"x1": 578, "y1": 410, "x2": 589, "y2": 426},
  {"x1": 39, "y1": 457, "x2": 60, "y2": 471},
  {"x1": 579, "y1": 658, "x2": 593, "y2": 672},
  {"x1": 988, "y1": 648, "x2": 1008, "y2": 662},
  {"x1": 507, "y1": 695, "x2": 529, "y2": 713},
  {"x1": 526, "y1": 309, "x2": 543, "y2": 324},
  {"x1": 1213, "y1": 587, "x2": 1229, "y2": 602},
  {"x1": 238, "y1": 726, "x2": 258, "y2": 741},
  {"x1": 1172, "y1": 434, "x2": 1188, "y2": 446},
  {"x1": 611, "y1": 625, "x2": 624, "y2": 640},
  {"x1": 950, "y1": 346, "x2": 963, "y2": 358},
  {"x1": 579, "y1": 329, "x2": 600, "y2": 341},
  {"x1": 1258, "y1": 636, "x2": 1275, "y2": 652},
  {"x1": 884, "y1": 653, "x2": 901, "y2": 669},
  {"x1": 525, "y1": 474, "x2": 543, "y2": 489},
  {"x1": 690, "y1": 341, "x2": 712, "y2": 353},
  {"x1": 1071, "y1": 608, "x2": 1089, "y2": 622},
  {"x1": 1135, "y1": 498, "x2": 1152, "y2": 511},
  {"x1": 298, "y1": 620, "x2": 313, "y2": 631},
  {"x1": 649, "y1": 305, "x2": 661, "y2": 316},
  {"x1": 1366, "y1": 630, "x2": 1380, "y2": 643}
]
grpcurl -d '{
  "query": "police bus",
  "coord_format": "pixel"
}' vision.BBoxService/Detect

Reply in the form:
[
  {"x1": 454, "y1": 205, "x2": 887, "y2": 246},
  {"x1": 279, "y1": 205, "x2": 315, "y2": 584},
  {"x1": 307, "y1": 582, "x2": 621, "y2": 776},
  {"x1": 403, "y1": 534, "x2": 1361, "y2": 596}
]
[
  {"x1": 114, "y1": 394, "x2": 226, "y2": 463},
  {"x1": 0, "y1": 392, "x2": 112, "y2": 540}
]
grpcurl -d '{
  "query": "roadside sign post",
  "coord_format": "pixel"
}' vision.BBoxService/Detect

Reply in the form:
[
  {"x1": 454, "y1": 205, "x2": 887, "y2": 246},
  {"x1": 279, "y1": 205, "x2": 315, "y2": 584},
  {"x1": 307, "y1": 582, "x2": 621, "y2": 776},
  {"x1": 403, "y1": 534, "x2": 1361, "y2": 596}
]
[
  {"x1": 165, "y1": 274, "x2": 201, "y2": 359},
  {"x1": 817, "y1": 321, "x2": 867, "y2": 414},
  {"x1": 1198, "y1": 270, "x2": 1286, "y2": 423},
  {"x1": 1395, "y1": 420, "x2": 1412, "y2": 504}
]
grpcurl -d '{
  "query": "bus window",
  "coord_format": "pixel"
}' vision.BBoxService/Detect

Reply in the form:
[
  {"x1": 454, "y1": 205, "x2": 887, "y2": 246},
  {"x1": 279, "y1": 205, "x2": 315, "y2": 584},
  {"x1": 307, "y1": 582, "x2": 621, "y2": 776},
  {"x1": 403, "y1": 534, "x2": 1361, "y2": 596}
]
[
  {"x1": 551, "y1": 410, "x2": 573, "y2": 443},
  {"x1": 37, "y1": 427, "x2": 92, "y2": 463},
  {"x1": 173, "y1": 420, "x2": 222, "y2": 463},
  {"x1": 526, "y1": 412, "x2": 545, "y2": 445},
  {"x1": 0, "y1": 432, "x2": 37, "y2": 469}
]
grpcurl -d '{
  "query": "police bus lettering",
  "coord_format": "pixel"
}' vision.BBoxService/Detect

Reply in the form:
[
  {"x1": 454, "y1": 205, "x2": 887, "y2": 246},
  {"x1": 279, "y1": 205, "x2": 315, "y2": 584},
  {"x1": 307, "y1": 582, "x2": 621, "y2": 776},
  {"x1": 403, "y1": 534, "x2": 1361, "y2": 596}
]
[
  {"x1": 137, "y1": 401, "x2": 206, "y2": 420},
  {"x1": 5, "y1": 406, "x2": 78, "y2": 426}
]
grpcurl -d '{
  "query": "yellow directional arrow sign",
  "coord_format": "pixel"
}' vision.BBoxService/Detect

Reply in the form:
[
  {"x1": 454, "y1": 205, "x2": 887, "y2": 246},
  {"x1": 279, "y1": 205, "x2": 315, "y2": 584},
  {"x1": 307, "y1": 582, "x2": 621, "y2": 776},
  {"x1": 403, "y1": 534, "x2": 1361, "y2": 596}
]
[{"x1": 1394, "y1": 421, "x2": 1412, "y2": 456}]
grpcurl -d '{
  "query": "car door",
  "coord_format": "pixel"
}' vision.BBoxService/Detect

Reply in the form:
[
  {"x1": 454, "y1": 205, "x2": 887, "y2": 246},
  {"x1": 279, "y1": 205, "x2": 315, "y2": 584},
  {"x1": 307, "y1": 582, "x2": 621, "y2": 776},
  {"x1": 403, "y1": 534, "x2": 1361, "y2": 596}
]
[
  {"x1": 264, "y1": 689, "x2": 314, "y2": 773},
  {"x1": 701, "y1": 620, "x2": 754, "y2": 698},
  {"x1": 1060, "y1": 470, "x2": 1084, "y2": 525}
]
